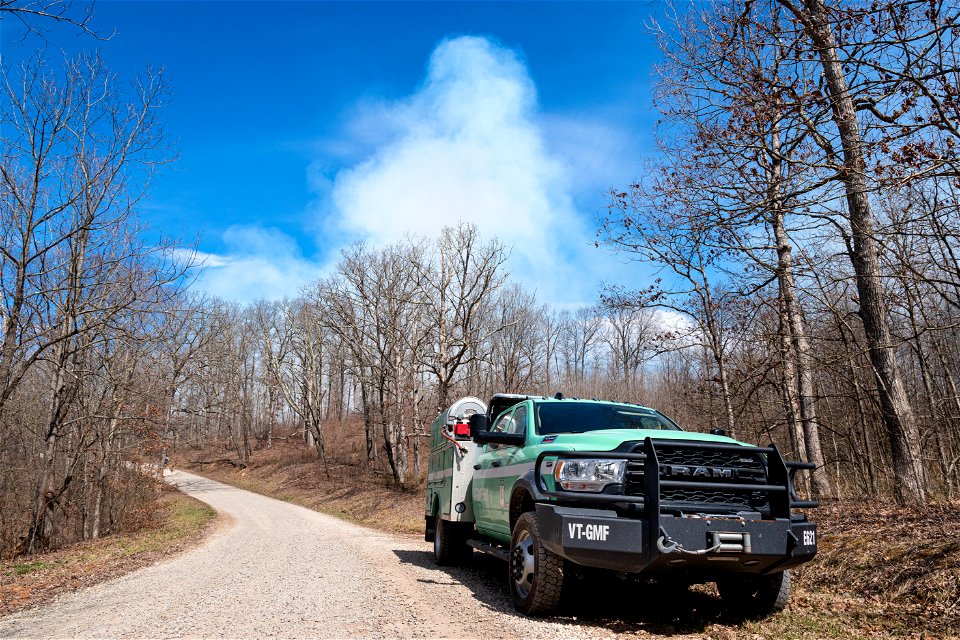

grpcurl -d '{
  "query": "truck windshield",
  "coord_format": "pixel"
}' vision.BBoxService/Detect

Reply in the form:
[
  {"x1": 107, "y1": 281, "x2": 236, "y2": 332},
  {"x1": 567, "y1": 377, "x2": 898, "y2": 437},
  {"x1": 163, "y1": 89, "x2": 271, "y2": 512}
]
[{"x1": 536, "y1": 402, "x2": 683, "y2": 435}]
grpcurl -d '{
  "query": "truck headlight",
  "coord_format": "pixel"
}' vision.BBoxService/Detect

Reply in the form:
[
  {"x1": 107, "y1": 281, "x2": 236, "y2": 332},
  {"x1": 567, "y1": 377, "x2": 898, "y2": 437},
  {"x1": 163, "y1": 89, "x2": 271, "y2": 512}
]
[{"x1": 554, "y1": 458, "x2": 626, "y2": 492}]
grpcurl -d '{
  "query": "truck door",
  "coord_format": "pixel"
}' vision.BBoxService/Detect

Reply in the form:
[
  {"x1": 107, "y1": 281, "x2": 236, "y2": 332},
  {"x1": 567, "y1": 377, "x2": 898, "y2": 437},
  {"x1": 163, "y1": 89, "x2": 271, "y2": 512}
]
[
  {"x1": 475, "y1": 404, "x2": 528, "y2": 539},
  {"x1": 473, "y1": 410, "x2": 512, "y2": 534}
]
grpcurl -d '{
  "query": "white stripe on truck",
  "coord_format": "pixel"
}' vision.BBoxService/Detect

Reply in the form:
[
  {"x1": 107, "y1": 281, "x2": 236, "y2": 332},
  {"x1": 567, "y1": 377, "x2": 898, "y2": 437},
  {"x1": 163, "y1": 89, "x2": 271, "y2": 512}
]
[
  {"x1": 472, "y1": 461, "x2": 535, "y2": 480},
  {"x1": 427, "y1": 468, "x2": 454, "y2": 482}
]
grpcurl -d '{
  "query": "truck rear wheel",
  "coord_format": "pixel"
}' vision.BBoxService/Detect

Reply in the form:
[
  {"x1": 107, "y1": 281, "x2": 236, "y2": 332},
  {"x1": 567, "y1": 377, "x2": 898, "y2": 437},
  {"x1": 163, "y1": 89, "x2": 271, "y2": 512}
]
[
  {"x1": 716, "y1": 570, "x2": 791, "y2": 619},
  {"x1": 509, "y1": 512, "x2": 564, "y2": 616},
  {"x1": 433, "y1": 517, "x2": 471, "y2": 566}
]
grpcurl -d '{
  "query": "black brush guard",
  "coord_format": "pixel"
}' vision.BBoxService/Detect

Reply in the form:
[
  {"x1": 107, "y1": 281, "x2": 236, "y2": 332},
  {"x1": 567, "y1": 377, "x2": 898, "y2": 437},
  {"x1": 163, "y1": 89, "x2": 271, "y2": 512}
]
[
  {"x1": 535, "y1": 437, "x2": 818, "y2": 516},
  {"x1": 531, "y1": 437, "x2": 818, "y2": 574}
]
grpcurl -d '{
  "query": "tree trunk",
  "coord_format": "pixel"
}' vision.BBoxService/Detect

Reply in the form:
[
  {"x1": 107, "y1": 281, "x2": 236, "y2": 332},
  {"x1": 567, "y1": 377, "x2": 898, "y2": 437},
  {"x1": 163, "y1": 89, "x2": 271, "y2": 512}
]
[
  {"x1": 776, "y1": 308, "x2": 807, "y2": 490},
  {"x1": 412, "y1": 385, "x2": 422, "y2": 480},
  {"x1": 378, "y1": 378, "x2": 400, "y2": 483},
  {"x1": 25, "y1": 323, "x2": 73, "y2": 553},
  {"x1": 766, "y1": 118, "x2": 833, "y2": 498},
  {"x1": 838, "y1": 320, "x2": 880, "y2": 495},
  {"x1": 359, "y1": 379, "x2": 374, "y2": 465},
  {"x1": 716, "y1": 357, "x2": 737, "y2": 439},
  {"x1": 790, "y1": 0, "x2": 928, "y2": 504},
  {"x1": 92, "y1": 410, "x2": 118, "y2": 540}
]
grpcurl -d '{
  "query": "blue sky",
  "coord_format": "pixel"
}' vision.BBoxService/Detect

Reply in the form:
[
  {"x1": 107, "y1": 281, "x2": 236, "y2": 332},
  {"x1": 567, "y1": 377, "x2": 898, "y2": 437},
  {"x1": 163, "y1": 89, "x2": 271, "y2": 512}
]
[{"x1": 3, "y1": 1, "x2": 665, "y2": 306}]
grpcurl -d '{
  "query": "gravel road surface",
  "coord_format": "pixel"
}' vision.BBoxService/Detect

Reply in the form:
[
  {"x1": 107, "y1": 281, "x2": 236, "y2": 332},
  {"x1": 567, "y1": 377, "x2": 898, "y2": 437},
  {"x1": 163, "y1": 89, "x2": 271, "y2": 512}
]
[{"x1": 0, "y1": 471, "x2": 726, "y2": 639}]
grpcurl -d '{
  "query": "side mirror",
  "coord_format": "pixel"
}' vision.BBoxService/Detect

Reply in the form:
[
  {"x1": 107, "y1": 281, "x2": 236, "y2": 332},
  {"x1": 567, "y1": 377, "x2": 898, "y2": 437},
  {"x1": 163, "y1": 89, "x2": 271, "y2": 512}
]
[
  {"x1": 710, "y1": 428, "x2": 726, "y2": 437},
  {"x1": 469, "y1": 413, "x2": 489, "y2": 439},
  {"x1": 474, "y1": 431, "x2": 525, "y2": 447}
]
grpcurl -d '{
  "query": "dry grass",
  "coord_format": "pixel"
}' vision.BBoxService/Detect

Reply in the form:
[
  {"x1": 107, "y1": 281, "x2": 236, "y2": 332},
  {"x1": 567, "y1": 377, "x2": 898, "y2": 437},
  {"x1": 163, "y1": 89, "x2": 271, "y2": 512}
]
[
  {"x1": 0, "y1": 486, "x2": 217, "y2": 616},
  {"x1": 788, "y1": 501, "x2": 960, "y2": 637},
  {"x1": 182, "y1": 440, "x2": 960, "y2": 639}
]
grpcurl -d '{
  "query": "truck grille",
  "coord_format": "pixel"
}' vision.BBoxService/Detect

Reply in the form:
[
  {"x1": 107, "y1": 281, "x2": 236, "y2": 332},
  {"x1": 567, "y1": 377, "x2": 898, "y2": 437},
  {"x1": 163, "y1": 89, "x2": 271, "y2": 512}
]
[{"x1": 624, "y1": 443, "x2": 770, "y2": 513}]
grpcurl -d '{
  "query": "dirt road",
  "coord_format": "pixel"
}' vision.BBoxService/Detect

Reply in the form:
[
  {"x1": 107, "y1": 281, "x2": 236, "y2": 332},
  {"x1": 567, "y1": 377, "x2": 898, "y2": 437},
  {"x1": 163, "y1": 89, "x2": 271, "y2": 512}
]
[{"x1": 0, "y1": 471, "x2": 727, "y2": 639}]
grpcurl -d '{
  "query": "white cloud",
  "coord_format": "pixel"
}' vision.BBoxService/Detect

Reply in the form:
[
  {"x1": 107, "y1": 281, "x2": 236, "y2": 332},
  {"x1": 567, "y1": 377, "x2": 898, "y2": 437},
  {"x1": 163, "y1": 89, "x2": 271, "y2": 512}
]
[
  {"x1": 540, "y1": 114, "x2": 644, "y2": 195},
  {"x1": 321, "y1": 35, "x2": 621, "y2": 306},
  {"x1": 170, "y1": 248, "x2": 229, "y2": 269},
  {"x1": 188, "y1": 226, "x2": 322, "y2": 303},
  {"x1": 196, "y1": 36, "x2": 647, "y2": 307}
]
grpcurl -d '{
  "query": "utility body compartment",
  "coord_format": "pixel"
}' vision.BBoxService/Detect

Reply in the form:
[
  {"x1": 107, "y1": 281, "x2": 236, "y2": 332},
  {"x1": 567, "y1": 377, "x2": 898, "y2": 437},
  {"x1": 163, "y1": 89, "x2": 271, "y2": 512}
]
[{"x1": 425, "y1": 397, "x2": 485, "y2": 528}]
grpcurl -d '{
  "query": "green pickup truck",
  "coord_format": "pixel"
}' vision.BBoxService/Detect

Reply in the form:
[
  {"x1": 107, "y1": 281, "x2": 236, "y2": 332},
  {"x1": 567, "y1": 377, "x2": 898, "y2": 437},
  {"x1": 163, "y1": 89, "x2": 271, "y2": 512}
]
[{"x1": 425, "y1": 393, "x2": 818, "y2": 617}]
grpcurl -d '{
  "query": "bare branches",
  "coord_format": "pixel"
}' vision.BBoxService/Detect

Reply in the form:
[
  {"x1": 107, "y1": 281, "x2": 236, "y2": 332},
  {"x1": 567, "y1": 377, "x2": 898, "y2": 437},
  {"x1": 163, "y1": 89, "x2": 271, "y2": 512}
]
[
  {"x1": 0, "y1": 0, "x2": 110, "y2": 41},
  {"x1": 0, "y1": 49, "x2": 194, "y2": 554},
  {"x1": 0, "y1": 52, "x2": 175, "y2": 415}
]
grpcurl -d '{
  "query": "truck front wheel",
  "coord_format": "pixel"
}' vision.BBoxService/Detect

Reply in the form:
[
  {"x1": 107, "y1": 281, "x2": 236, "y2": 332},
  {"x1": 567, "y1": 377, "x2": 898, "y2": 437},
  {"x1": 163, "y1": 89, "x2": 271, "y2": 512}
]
[
  {"x1": 716, "y1": 570, "x2": 791, "y2": 618},
  {"x1": 509, "y1": 512, "x2": 564, "y2": 615}
]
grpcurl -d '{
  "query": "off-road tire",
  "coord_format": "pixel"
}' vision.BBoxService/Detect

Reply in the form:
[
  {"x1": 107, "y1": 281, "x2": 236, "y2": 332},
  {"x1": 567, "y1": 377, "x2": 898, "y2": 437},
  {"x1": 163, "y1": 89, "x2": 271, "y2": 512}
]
[
  {"x1": 424, "y1": 514, "x2": 435, "y2": 543},
  {"x1": 509, "y1": 512, "x2": 564, "y2": 616},
  {"x1": 716, "y1": 570, "x2": 791, "y2": 619},
  {"x1": 433, "y1": 517, "x2": 471, "y2": 566}
]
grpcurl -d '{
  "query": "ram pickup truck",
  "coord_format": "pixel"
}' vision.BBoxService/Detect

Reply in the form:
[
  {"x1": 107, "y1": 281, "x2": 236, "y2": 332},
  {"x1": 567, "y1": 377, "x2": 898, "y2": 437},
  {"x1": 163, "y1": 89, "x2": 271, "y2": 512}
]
[{"x1": 425, "y1": 394, "x2": 818, "y2": 617}]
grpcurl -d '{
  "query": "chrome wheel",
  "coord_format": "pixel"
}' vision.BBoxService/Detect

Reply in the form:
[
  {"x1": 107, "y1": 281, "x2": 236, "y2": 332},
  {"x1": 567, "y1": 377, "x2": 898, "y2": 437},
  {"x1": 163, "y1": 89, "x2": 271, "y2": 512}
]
[
  {"x1": 509, "y1": 513, "x2": 564, "y2": 615},
  {"x1": 511, "y1": 529, "x2": 535, "y2": 598}
]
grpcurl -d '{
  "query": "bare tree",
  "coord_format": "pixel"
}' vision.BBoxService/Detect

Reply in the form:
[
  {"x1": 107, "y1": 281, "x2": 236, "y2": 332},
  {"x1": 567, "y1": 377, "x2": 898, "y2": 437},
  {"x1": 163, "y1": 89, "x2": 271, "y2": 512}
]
[
  {"x1": 415, "y1": 224, "x2": 509, "y2": 411},
  {"x1": 319, "y1": 243, "x2": 426, "y2": 484},
  {"x1": 767, "y1": 0, "x2": 934, "y2": 504},
  {"x1": 600, "y1": 304, "x2": 660, "y2": 399},
  {"x1": 601, "y1": 192, "x2": 743, "y2": 438},
  {"x1": 558, "y1": 307, "x2": 603, "y2": 394},
  {"x1": 0, "y1": 54, "x2": 173, "y2": 415},
  {"x1": 0, "y1": 53, "x2": 187, "y2": 552},
  {"x1": 258, "y1": 298, "x2": 329, "y2": 468},
  {"x1": 486, "y1": 284, "x2": 545, "y2": 393},
  {"x1": 647, "y1": 0, "x2": 834, "y2": 494}
]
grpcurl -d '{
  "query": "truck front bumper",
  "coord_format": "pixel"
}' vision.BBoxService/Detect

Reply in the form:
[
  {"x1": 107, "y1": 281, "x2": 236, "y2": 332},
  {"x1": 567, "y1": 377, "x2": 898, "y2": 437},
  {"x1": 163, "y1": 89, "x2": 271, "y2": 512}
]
[{"x1": 535, "y1": 503, "x2": 817, "y2": 575}]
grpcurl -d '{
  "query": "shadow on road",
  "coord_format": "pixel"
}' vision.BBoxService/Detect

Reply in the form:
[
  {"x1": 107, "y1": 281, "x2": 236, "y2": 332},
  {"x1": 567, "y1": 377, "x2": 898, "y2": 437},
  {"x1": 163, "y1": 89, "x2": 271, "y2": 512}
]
[
  {"x1": 167, "y1": 474, "x2": 229, "y2": 494},
  {"x1": 393, "y1": 548, "x2": 733, "y2": 636}
]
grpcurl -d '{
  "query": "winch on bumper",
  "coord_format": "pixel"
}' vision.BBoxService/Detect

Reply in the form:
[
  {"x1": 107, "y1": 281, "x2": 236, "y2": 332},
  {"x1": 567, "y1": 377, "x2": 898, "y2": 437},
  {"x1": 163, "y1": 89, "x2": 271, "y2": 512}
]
[
  {"x1": 535, "y1": 504, "x2": 816, "y2": 573},
  {"x1": 532, "y1": 437, "x2": 818, "y2": 575}
]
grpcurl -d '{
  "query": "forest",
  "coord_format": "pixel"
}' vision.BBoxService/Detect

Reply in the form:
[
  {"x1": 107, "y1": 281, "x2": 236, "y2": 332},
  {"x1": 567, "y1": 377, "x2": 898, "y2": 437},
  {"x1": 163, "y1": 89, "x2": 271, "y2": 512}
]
[{"x1": 2, "y1": 0, "x2": 959, "y2": 557}]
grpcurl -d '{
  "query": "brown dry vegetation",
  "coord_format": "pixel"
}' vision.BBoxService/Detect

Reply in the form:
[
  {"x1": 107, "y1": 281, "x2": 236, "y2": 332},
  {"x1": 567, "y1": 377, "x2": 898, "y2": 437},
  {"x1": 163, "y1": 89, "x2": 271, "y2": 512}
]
[
  {"x1": 184, "y1": 439, "x2": 960, "y2": 639},
  {"x1": 0, "y1": 485, "x2": 217, "y2": 617},
  {"x1": 791, "y1": 502, "x2": 960, "y2": 637}
]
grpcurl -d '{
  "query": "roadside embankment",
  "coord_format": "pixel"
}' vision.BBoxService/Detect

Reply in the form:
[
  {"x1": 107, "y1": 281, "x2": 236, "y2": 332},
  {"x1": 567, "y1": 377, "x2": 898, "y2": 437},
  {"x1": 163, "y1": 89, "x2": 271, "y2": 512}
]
[{"x1": 0, "y1": 483, "x2": 217, "y2": 616}]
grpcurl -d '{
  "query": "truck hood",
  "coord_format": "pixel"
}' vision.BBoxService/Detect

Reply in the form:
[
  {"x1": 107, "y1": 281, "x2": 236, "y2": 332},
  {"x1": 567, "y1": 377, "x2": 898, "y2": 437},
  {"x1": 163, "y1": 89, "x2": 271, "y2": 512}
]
[{"x1": 537, "y1": 429, "x2": 745, "y2": 451}]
